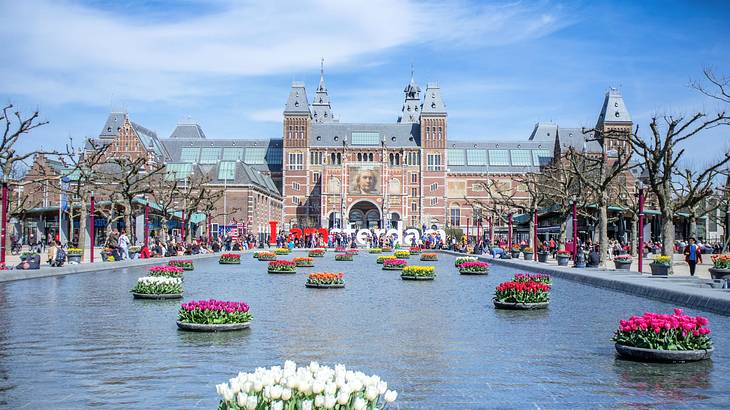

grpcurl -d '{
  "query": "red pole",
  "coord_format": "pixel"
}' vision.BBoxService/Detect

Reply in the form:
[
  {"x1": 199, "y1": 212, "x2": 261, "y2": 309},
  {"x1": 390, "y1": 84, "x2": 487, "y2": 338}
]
[
  {"x1": 1, "y1": 182, "x2": 7, "y2": 266},
  {"x1": 638, "y1": 187, "x2": 645, "y2": 273},
  {"x1": 90, "y1": 193, "x2": 95, "y2": 263},
  {"x1": 508, "y1": 212, "x2": 513, "y2": 250},
  {"x1": 489, "y1": 216, "x2": 493, "y2": 243},
  {"x1": 144, "y1": 203, "x2": 149, "y2": 248},
  {"x1": 181, "y1": 209, "x2": 185, "y2": 242},
  {"x1": 476, "y1": 219, "x2": 481, "y2": 245},
  {"x1": 533, "y1": 208, "x2": 538, "y2": 261},
  {"x1": 572, "y1": 200, "x2": 578, "y2": 261}
]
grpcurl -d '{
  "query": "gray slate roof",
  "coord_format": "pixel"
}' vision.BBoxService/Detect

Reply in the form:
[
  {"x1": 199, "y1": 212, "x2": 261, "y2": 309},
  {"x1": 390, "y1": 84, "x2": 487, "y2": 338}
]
[
  {"x1": 309, "y1": 123, "x2": 420, "y2": 148},
  {"x1": 169, "y1": 123, "x2": 207, "y2": 139},
  {"x1": 202, "y1": 161, "x2": 280, "y2": 196},
  {"x1": 528, "y1": 122, "x2": 558, "y2": 141},
  {"x1": 131, "y1": 122, "x2": 167, "y2": 158},
  {"x1": 284, "y1": 82, "x2": 311, "y2": 115},
  {"x1": 161, "y1": 138, "x2": 283, "y2": 173},
  {"x1": 556, "y1": 127, "x2": 600, "y2": 153},
  {"x1": 99, "y1": 112, "x2": 126, "y2": 138},
  {"x1": 597, "y1": 88, "x2": 631, "y2": 125},
  {"x1": 446, "y1": 140, "x2": 555, "y2": 174},
  {"x1": 421, "y1": 83, "x2": 446, "y2": 115}
]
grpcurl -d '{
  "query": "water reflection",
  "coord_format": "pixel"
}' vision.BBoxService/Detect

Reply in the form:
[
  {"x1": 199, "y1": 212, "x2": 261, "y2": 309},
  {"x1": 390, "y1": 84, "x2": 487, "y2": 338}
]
[{"x1": 614, "y1": 359, "x2": 713, "y2": 406}]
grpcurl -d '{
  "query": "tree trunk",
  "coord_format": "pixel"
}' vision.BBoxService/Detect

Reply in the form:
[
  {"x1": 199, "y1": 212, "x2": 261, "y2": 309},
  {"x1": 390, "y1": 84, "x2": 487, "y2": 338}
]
[
  {"x1": 661, "y1": 212, "x2": 675, "y2": 257},
  {"x1": 78, "y1": 197, "x2": 87, "y2": 258},
  {"x1": 630, "y1": 214, "x2": 638, "y2": 257},
  {"x1": 597, "y1": 196, "x2": 609, "y2": 268},
  {"x1": 160, "y1": 217, "x2": 168, "y2": 243},
  {"x1": 529, "y1": 217, "x2": 535, "y2": 251},
  {"x1": 124, "y1": 207, "x2": 131, "y2": 242},
  {"x1": 559, "y1": 219, "x2": 567, "y2": 250},
  {"x1": 688, "y1": 212, "x2": 697, "y2": 240}
]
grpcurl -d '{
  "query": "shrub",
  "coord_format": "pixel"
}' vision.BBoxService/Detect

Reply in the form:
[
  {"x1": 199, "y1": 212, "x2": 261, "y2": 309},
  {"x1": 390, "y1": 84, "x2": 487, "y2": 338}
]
[{"x1": 711, "y1": 254, "x2": 730, "y2": 269}]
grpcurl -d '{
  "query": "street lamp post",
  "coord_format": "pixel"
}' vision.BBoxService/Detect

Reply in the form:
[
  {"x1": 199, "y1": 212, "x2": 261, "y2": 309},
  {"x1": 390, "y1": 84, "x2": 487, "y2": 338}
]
[
  {"x1": 90, "y1": 191, "x2": 95, "y2": 263},
  {"x1": 144, "y1": 198, "x2": 149, "y2": 249},
  {"x1": 1, "y1": 179, "x2": 8, "y2": 265},
  {"x1": 572, "y1": 196, "x2": 578, "y2": 262},
  {"x1": 637, "y1": 182, "x2": 645, "y2": 273},
  {"x1": 533, "y1": 208, "x2": 538, "y2": 261},
  {"x1": 508, "y1": 212, "x2": 513, "y2": 250}
]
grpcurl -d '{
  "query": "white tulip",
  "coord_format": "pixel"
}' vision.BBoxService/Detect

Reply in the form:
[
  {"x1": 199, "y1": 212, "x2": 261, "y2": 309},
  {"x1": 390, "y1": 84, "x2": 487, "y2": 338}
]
[
  {"x1": 271, "y1": 400, "x2": 283, "y2": 410},
  {"x1": 281, "y1": 387, "x2": 292, "y2": 401},
  {"x1": 299, "y1": 379, "x2": 312, "y2": 395},
  {"x1": 384, "y1": 389, "x2": 398, "y2": 403},
  {"x1": 216, "y1": 383, "x2": 226, "y2": 396},
  {"x1": 286, "y1": 377, "x2": 299, "y2": 390},
  {"x1": 222, "y1": 386, "x2": 234, "y2": 402},
  {"x1": 270, "y1": 385, "x2": 283, "y2": 400},
  {"x1": 365, "y1": 385, "x2": 378, "y2": 401},
  {"x1": 312, "y1": 380, "x2": 325, "y2": 394},
  {"x1": 262, "y1": 374, "x2": 274, "y2": 387},
  {"x1": 350, "y1": 379, "x2": 363, "y2": 392},
  {"x1": 314, "y1": 395, "x2": 325, "y2": 407},
  {"x1": 253, "y1": 380, "x2": 263, "y2": 392},
  {"x1": 309, "y1": 361, "x2": 320, "y2": 373},
  {"x1": 337, "y1": 389, "x2": 350, "y2": 405},
  {"x1": 323, "y1": 395, "x2": 336, "y2": 409},
  {"x1": 263, "y1": 386, "x2": 271, "y2": 400},
  {"x1": 242, "y1": 381, "x2": 253, "y2": 394},
  {"x1": 237, "y1": 393, "x2": 247, "y2": 407},
  {"x1": 324, "y1": 382, "x2": 337, "y2": 396},
  {"x1": 377, "y1": 381, "x2": 388, "y2": 395},
  {"x1": 353, "y1": 397, "x2": 367, "y2": 410},
  {"x1": 245, "y1": 395, "x2": 258, "y2": 410},
  {"x1": 301, "y1": 399, "x2": 313, "y2": 410}
]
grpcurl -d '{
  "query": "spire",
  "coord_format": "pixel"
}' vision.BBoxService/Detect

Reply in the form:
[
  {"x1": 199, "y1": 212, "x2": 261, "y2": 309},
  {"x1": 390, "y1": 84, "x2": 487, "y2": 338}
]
[
  {"x1": 421, "y1": 83, "x2": 446, "y2": 116},
  {"x1": 597, "y1": 87, "x2": 631, "y2": 126},
  {"x1": 398, "y1": 67, "x2": 421, "y2": 123},
  {"x1": 312, "y1": 58, "x2": 334, "y2": 123},
  {"x1": 284, "y1": 81, "x2": 311, "y2": 116}
]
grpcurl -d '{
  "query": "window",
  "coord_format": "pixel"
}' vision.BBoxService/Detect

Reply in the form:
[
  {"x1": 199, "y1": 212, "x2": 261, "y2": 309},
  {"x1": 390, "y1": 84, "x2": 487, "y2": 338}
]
[
  {"x1": 447, "y1": 149, "x2": 465, "y2": 166},
  {"x1": 222, "y1": 147, "x2": 244, "y2": 161},
  {"x1": 510, "y1": 150, "x2": 533, "y2": 166},
  {"x1": 351, "y1": 132, "x2": 380, "y2": 145},
  {"x1": 430, "y1": 183, "x2": 438, "y2": 192},
  {"x1": 293, "y1": 182, "x2": 300, "y2": 191},
  {"x1": 411, "y1": 173, "x2": 418, "y2": 183},
  {"x1": 425, "y1": 127, "x2": 430, "y2": 140},
  {"x1": 310, "y1": 151, "x2": 322, "y2": 165},
  {"x1": 165, "y1": 163, "x2": 192, "y2": 180},
  {"x1": 430, "y1": 198, "x2": 438, "y2": 206},
  {"x1": 368, "y1": 153, "x2": 373, "y2": 162},
  {"x1": 438, "y1": 127, "x2": 442, "y2": 139},
  {"x1": 488, "y1": 150, "x2": 510, "y2": 166},
  {"x1": 266, "y1": 146, "x2": 283, "y2": 164},
  {"x1": 411, "y1": 187, "x2": 418, "y2": 197},
  {"x1": 328, "y1": 177, "x2": 341, "y2": 194},
  {"x1": 411, "y1": 202, "x2": 417, "y2": 212},
  {"x1": 395, "y1": 153, "x2": 400, "y2": 165},
  {"x1": 357, "y1": 153, "x2": 362, "y2": 162},
  {"x1": 532, "y1": 149, "x2": 553, "y2": 166},
  {"x1": 292, "y1": 197, "x2": 300, "y2": 205},
  {"x1": 427, "y1": 154, "x2": 441, "y2": 171},
  {"x1": 312, "y1": 172, "x2": 321, "y2": 184},
  {"x1": 199, "y1": 147, "x2": 221, "y2": 164},
  {"x1": 472, "y1": 183, "x2": 483, "y2": 191},
  {"x1": 218, "y1": 161, "x2": 236, "y2": 180},
  {"x1": 180, "y1": 147, "x2": 200, "y2": 163},
  {"x1": 407, "y1": 152, "x2": 420, "y2": 165},
  {"x1": 288, "y1": 153, "x2": 303, "y2": 170},
  {"x1": 466, "y1": 149, "x2": 487, "y2": 166},
  {"x1": 245, "y1": 148, "x2": 267, "y2": 164},
  {"x1": 336, "y1": 153, "x2": 342, "y2": 164},
  {"x1": 450, "y1": 207, "x2": 460, "y2": 226}
]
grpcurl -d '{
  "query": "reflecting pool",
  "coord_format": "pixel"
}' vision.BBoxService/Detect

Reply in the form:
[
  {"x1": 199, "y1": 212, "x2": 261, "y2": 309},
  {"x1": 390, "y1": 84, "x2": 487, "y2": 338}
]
[{"x1": 0, "y1": 252, "x2": 727, "y2": 409}]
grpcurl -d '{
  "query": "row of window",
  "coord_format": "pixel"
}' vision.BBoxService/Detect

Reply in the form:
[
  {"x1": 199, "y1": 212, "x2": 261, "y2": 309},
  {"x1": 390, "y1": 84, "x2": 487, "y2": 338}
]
[
  {"x1": 292, "y1": 151, "x2": 423, "y2": 169},
  {"x1": 446, "y1": 149, "x2": 552, "y2": 167},
  {"x1": 179, "y1": 147, "x2": 282, "y2": 165}
]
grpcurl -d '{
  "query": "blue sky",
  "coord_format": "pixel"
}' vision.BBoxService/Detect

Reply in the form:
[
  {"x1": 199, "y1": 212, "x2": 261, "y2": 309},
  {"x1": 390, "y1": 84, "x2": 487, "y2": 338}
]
[{"x1": 1, "y1": 0, "x2": 728, "y2": 165}]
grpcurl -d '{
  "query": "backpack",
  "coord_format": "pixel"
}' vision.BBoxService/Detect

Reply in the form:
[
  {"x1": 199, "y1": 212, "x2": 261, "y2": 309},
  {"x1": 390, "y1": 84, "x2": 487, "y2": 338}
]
[{"x1": 56, "y1": 248, "x2": 67, "y2": 262}]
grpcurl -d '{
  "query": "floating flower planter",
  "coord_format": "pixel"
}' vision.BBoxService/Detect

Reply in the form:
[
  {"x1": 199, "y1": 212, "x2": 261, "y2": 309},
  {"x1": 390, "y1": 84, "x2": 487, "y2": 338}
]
[
  {"x1": 346, "y1": 249, "x2": 359, "y2": 255},
  {"x1": 219, "y1": 253, "x2": 242, "y2": 264},
  {"x1": 176, "y1": 299, "x2": 252, "y2": 332},
  {"x1": 256, "y1": 252, "x2": 277, "y2": 261},
  {"x1": 268, "y1": 260, "x2": 296, "y2": 274},
  {"x1": 459, "y1": 261, "x2": 489, "y2": 275},
  {"x1": 169, "y1": 259, "x2": 194, "y2": 271},
  {"x1": 215, "y1": 361, "x2": 398, "y2": 409},
  {"x1": 275, "y1": 247, "x2": 290, "y2": 255},
  {"x1": 383, "y1": 259, "x2": 407, "y2": 270},
  {"x1": 493, "y1": 280, "x2": 550, "y2": 310},
  {"x1": 382, "y1": 247, "x2": 393, "y2": 252},
  {"x1": 613, "y1": 308, "x2": 713, "y2": 363},
  {"x1": 308, "y1": 249, "x2": 326, "y2": 257},
  {"x1": 334, "y1": 246, "x2": 347, "y2": 252},
  {"x1": 401, "y1": 265, "x2": 435, "y2": 280},
  {"x1": 66, "y1": 248, "x2": 82, "y2": 264},
  {"x1": 454, "y1": 256, "x2": 477, "y2": 267},
  {"x1": 131, "y1": 276, "x2": 183, "y2": 299},
  {"x1": 408, "y1": 247, "x2": 421, "y2": 254},
  {"x1": 513, "y1": 273, "x2": 552, "y2": 284},
  {"x1": 394, "y1": 250, "x2": 410, "y2": 259},
  {"x1": 148, "y1": 265, "x2": 184, "y2": 278},
  {"x1": 368, "y1": 248, "x2": 382, "y2": 254},
  {"x1": 305, "y1": 272, "x2": 345, "y2": 288},
  {"x1": 377, "y1": 255, "x2": 396, "y2": 264},
  {"x1": 420, "y1": 253, "x2": 438, "y2": 261},
  {"x1": 335, "y1": 253, "x2": 353, "y2": 261},
  {"x1": 709, "y1": 254, "x2": 730, "y2": 280},
  {"x1": 293, "y1": 257, "x2": 314, "y2": 267}
]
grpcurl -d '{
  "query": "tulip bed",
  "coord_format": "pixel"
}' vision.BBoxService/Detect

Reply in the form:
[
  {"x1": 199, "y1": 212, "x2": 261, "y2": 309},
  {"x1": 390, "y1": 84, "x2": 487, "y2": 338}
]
[
  {"x1": 494, "y1": 281, "x2": 551, "y2": 304},
  {"x1": 458, "y1": 261, "x2": 489, "y2": 274},
  {"x1": 711, "y1": 254, "x2": 730, "y2": 269},
  {"x1": 169, "y1": 260, "x2": 194, "y2": 270},
  {"x1": 613, "y1": 308, "x2": 712, "y2": 351},
  {"x1": 382, "y1": 259, "x2": 407, "y2": 270},
  {"x1": 148, "y1": 265, "x2": 185, "y2": 278},
  {"x1": 394, "y1": 251, "x2": 410, "y2": 259},
  {"x1": 420, "y1": 253, "x2": 438, "y2": 261},
  {"x1": 408, "y1": 247, "x2": 421, "y2": 254},
  {"x1": 275, "y1": 248, "x2": 291, "y2": 255},
  {"x1": 513, "y1": 273, "x2": 551, "y2": 284},
  {"x1": 334, "y1": 246, "x2": 347, "y2": 252},
  {"x1": 308, "y1": 249, "x2": 326, "y2": 257},
  {"x1": 614, "y1": 255, "x2": 632, "y2": 263},
  {"x1": 368, "y1": 248, "x2": 382, "y2": 254},
  {"x1": 268, "y1": 260, "x2": 296, "y2": 273},
  {"x1": 376, "y1": 255, "x2": 396, "y2": 264},
  {"x1": 220, "y1": 254, "x2": 242, "y2": 264},
  {"x1": 454, "y1": 257, "x2": 477, "y2": 267},
  {"x1": 293, "y1": 257, "x2": 314, "y2": 267},
  {"x1": 216, "y1": 361, "x2": 398, "y2": 410},
  {"x1": 346, "y1": 249, "x2": 359, "y2": 255},
  {"x1": 401, "y1": 266, "x2": 435, "y2": 280},
  {"x1": 178, "y1": 299, "x2": 252, "y2": 325},
  {"x1": 382, "y1": 247, "x2": 392, "y2": 252},
  {"x1": 306, "y1": 272, "x2": 344, "y2": 287},
  {"x1": 257, "y1": 252, "x2": 277, "y2": 261},
  {"x1": 335, "y1": 254, "x2": 353, "y2": 261},
  {"x1": 131, "y1": 276, "x2": 182, "y2": 295}
]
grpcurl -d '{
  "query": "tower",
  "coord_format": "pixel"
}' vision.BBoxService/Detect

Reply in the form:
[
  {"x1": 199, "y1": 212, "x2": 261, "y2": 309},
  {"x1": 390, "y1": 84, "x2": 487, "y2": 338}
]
[
  {"x1": 596, "y1": 88, "x2": 632, "y2": 154},
  {"x1": 282, "y1": 82, "x2": 311, "y2": 225},
  {"x1": 419, "y1": 82, "x2": 448, "y2": 228},
  {"x1": 311, "y1": 59, "x2": 334, "y2": 123},
  {"x1": 398, "y1": 68, "x2": 421, "y2": 123}
]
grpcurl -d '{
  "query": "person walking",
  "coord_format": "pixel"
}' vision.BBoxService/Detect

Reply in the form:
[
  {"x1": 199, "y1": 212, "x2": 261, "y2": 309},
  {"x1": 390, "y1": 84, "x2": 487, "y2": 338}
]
[
  {"x1": 683, "y1": 237, "x2": 702, "y2": 277},
  {"x1": 118, "y1": 229, "x2": 130, "y2": 260}
]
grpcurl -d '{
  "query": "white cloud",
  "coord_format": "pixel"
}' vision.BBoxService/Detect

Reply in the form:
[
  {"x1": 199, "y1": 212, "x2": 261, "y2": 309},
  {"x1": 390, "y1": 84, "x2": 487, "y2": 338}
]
[{"x1": 0, "y1": 0, "x2": 569, "y2": 106}]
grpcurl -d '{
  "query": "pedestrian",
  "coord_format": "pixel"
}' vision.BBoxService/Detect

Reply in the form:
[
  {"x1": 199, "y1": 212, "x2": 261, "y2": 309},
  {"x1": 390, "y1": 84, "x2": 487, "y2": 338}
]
[
  {"x1": 118, "y1": 229, "x2": 130, "y2": 260},
  {"x1": 683, "y1": 237, "x2": 702, "y2": 277}
]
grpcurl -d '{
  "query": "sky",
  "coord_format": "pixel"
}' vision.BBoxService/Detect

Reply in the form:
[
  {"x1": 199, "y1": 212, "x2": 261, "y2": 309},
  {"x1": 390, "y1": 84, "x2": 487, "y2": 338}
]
[{"x1": 1, "y1": 0, "x2": 729, "y2": 166}]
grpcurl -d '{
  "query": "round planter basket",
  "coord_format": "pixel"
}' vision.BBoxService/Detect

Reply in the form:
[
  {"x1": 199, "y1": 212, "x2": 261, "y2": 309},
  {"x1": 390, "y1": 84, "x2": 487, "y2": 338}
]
[
  {"x1": 459, "y1": 269, "x2": 488, "y2": 275},
  {"x1": 420, "y1": 257, "x2": 438, "y2": 261},
  {"x1": 132, "y1": 292, "x2": 183, "y2": 300},
  {"x1": 257, "y1": 257, "x2": 276, "y2": 262},
  {"x1": 305, "y1": 283, "x2": 345, "y2": 288},
  {"x1": 383, "y1": 266, "x2": 404, "y2": 271},
  {"x1": 295, "y1": 263, "x2": 314, "y2": 267},
  {"x1": 493, "y1": 299, "x2": 549, "y2": 310},
  {"x1": 537, "y1": 253, "x2": 549, "y2": 263},
  {"x1": 614, "y1": 261, "x2": 632, "y2": 271},
  {"x1": 709, "y1": 267, "x2": 730, "y2": 280},
  {"x1": 219, "y1": 260, "x2": 241, "y2": 265},
  {"x1": 309, "y1": 254, "x2": 325, "y2": 258},
  {"x1": 268, "y1": 269, "x2": 296, "y2": 274},
  {"x1": 67, "y1": 254, "x2": 82, "y2": 263},
  {"x1": 401, "y1": 275, "x2": 434, "y2": 281},
  {"x1": 176, "y1": 321, "x2": 251, "y2": 332},
  {"x1": 557, "y1": 256, "x2": 571, "y2": 266},
  {"x1": 614, "y1": 343, "x2": 713, "y2": 363},
  {"x1": 523, "y1": 253, "x2": 534, "y2": 261},
  {"x1": 649, "y1": 263, "x2": 670, "y2": 276}
]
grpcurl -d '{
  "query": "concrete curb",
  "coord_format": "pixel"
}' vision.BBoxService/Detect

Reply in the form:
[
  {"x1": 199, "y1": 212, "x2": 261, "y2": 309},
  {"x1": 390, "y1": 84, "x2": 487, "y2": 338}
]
[{"x1": 439, "y1": 250, "x2": 730, "y2": 316}]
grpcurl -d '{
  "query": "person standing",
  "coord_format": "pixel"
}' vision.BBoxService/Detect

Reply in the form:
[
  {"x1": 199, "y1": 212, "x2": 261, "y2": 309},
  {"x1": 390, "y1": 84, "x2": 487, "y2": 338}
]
[
  {"x1": 118, "y1": 229, "x2": 130, "y2": 260},
  {"x1": 683, "y1": 237, "x2": 702, "y2": 277}
]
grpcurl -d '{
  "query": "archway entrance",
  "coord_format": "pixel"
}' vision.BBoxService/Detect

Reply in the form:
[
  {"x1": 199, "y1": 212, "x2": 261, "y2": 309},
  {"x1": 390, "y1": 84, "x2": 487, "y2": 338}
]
[{"x1": 348, "y1": 201, "x2": 381, "y2": 229}]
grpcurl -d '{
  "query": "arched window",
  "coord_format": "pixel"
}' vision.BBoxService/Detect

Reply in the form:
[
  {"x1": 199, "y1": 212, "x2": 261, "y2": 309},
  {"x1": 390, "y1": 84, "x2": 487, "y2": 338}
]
[
  {"x1": 389, "y1": 153, "x2": 394, "y2": 165},
  {"x1": 368, "y1": 153, "x2": 373, "y2": 162},
  {"x1": 331, "y1": 153, "x2": 336, "y2": 164},
  {"x1": 395, "y1": 153, "x2": 400, "y2": 165},
  {"x1": 438, "y1": 127, "x2": 442, "y2": 139},
  {"x1": 426, "y1": 127, "x2": 430, "y2": 140},
  {"x1": 336, "y1": 153, "x2": 341, "y2": 165},
  {"x1": 357, "y1": 153, "x2": 362, "y2": 162},
  {"x1": 329, "y1": 177, "x2": 341, "y2": 194}
]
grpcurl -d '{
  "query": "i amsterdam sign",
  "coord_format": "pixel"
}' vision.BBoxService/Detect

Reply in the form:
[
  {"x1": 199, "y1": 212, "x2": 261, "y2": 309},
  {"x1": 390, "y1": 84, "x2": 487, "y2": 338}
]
[{"x1": 267, "y1": 221, "x2": 446, "y2": 246}]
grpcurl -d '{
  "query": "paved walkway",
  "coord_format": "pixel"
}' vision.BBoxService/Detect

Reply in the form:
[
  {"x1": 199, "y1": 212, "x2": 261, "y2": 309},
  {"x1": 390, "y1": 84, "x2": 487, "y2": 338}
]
[{"x1": 442, "y1": 250, "x2": 730, "y2": 316}]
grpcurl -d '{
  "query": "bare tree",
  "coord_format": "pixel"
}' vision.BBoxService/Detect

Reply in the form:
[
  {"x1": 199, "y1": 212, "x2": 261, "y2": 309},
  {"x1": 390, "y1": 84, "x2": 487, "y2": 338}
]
[{"x1": 0, "y1": 104, "x2": 51, "y2": 178}]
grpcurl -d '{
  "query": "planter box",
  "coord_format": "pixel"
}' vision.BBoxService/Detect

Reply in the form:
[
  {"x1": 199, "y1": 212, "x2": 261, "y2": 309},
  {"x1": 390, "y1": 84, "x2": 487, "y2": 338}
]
[
  {"x1": 295, "y1": 262, "x2": 314, "y2": 267},
  {"x1": 67, "y1": 254, "x2": 82, "y2": 264},
  {"x1": 132, "y1": 292, "x2": 183, "y2": 300},
  {"x1": 420, "y1": 256, "x2": 438, "y2": 261},
  {"x1": 614, "y1": 260, "x2": 632, "y2": 270},
  {"x1": 557, "y1": 255, "x2": 570, "y2": 266},
  {"x1": 176, "y1": 321, "x2": 251, "y2": 332},
  {"x1": 383, "y1": 266, "x2": 404, "y2": 271},
  {"x1": 649, "y1": 263, "x2": 670, "y2": 276},
  {"x1": 614, "y1": 343, "x2": 713, "y2": 363},
  {"x1": 493, "y1": 300, "x2": 549, "y2": 310},
  {"x1": 523, "y1": 252, "x2": 533, "y2": 261},
  {"x1": 257, "y1": 257, "x2": 276, "y2": 261},
  {"x1": 709, "y1": 267, "x2": 730, "y2": 280},
  {"x1": 401, "y1": 275, "x2": 434, "y2": 281},
  {"x1": 308, "y1": 253, "x2": 325, "y2": 258},
  {"x1": 268, "y1": 269, "x2": 296, "y2": 274},
  {"x1": 219, "y1": 260, "x2": 241, "y2": 265},
  {"x1": 537, "y1": 253, "x2": 549, "y2": 263},
  {"x1": 305, "y1": 283, "x2": 345, "y2": 288},
  {"x1": 459, "y1": 269, "x2": 488, "y2": 275}
]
